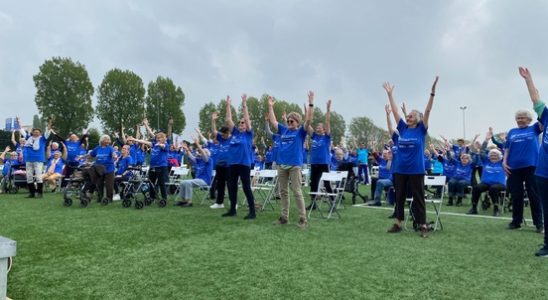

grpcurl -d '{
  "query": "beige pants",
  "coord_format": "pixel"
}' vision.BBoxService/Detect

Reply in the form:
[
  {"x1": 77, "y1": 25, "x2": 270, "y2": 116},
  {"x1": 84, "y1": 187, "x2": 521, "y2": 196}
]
[
  {"x1": 277, "y1": 165, "x2": 306, "y2": 220},
  {"x1": 42, "y1": 173, "x2": 62, "y2": 190}
]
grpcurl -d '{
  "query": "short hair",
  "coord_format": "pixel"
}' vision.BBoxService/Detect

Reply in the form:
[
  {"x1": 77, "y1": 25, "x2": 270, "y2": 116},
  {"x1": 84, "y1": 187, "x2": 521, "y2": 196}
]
[
  {"x1": 515, "y1": 110, "x2": 533, "y2": 121},
  {"x1": 488, "y1": 149, "x2": 502, "y2": 160},
  {"x1": 219, "y1": 126, "x2": 229, "y2": 134},
  {"x1": 156, "y1": 132, "x2": 166, "y2": 139},
  {"x1": 99, "y1": 135, "x2": 111, "y2": 144},
  {"x1": 286, "y1": 112, "x2": 302, "y2": 124},
  {"x1": 410, "y1": 110, "x2": 422, "y2": 123}
]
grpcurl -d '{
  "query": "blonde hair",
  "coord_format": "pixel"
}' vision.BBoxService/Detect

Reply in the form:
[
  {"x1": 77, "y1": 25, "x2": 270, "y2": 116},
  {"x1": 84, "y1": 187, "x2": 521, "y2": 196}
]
[{"x1": 286, "y1": 112, "x2": 302, "y2": 124}]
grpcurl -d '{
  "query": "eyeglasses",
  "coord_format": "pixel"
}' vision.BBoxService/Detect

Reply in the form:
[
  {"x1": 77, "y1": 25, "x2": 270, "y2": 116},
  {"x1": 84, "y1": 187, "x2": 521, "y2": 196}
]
[
  {"x1": 239, "y1": 121, "x2": 246, "y2": 124},
  {"x1": 288, "y1": 119, "x2": 297, "y2": 124}
]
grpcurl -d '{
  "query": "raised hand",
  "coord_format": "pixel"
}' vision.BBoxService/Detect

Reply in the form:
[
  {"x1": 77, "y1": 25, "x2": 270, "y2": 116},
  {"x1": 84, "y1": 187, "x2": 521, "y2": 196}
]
[
  {"x1": 142, "y1": 118, "x2": 149, "y2": 126},
  {"x1": 241, "y1": 93, "x2": 247, "y2": 103},
  {"x1": 382, "y1": 82, "x2": 394, "y2": 94},
  {"x1": 519, "y1": 67, "x2": 531, "y2": 80},
  {"x1": 212, "y1": 111, "x2": 219, "y2": 120},
  {"x1": 267, "y1": 95, "x2": 274, "y2": 106},
  {"x1": 431, "y1": 76, "x2": 439, "y2": 94},
  {"x1": 168, "y1": 117, "x2": 174, "y2": 125},
  {"x1": 326, "y1": 99, "x2": 332, "y2": 111},
  {"x1": 385, "y1": 104, "x2": 391, "y2": 115},
  {"x1": 226, "y1": 95, "x2": 231, "y2": 106},
  {"x1": 308, "y1": 90, "x2": 315, "y2": 104}
]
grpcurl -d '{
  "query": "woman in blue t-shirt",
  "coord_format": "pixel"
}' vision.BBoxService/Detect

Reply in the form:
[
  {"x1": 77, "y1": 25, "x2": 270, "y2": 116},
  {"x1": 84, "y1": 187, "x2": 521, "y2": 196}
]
[
  {"x1": 467, "y1": 147, "x2": 506, "y2": 216},
  {"x1": 519, "y1": 66, "x2": 548, "y2": 257},
  {"x1": 209, "y1": 112, "x2": 232, "y2": 209},
  {"x1": 20, "y1": 117, "x2": 52, "y2": 198},
  {"x1": 89, "y1": 135, "x2": 117, "y2": 202},
  {"x1": 502, "y1": 108, "x2": 542, "y2": 231},
  {"x1": 268, "y1": 92, "x2": 313, "y2": 228},
  {"x1": 306, "y1": 99, "x2": 333, "y2": 210},
  {"x1": 447, "y1": 154, "x2": 472, "y2": 206},
  {"x1": 222, "y1": 94, "x2": 256, "y2": 219},
  {"x1": 383, "y1": 76, "x2": 439, "y2": 238}
]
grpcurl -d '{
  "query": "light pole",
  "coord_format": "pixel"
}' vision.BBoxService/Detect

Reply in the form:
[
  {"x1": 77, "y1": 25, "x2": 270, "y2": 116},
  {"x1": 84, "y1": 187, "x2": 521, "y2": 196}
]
[{"x1": 459, "y1": 106, "x2": 467, "y2": 140}]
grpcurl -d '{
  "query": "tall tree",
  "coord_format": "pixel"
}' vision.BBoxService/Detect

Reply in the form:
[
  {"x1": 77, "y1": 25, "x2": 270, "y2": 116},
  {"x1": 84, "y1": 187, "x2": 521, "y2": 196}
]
[
  {"x1": 96, "y1": 69, "x2": 146, "y2": 134},
  {"x1": 198, "y1": 102, "x2": 217, "y2": 136},
  {"x1": 145, "y1": 76, "x2": 186, "y2": 134},
  {"x1": 348, "y1": 116, "x2": 387, "y2": 149},
  {"x1": 33, "y1": 57, "x2": 94, "y2": 137}
]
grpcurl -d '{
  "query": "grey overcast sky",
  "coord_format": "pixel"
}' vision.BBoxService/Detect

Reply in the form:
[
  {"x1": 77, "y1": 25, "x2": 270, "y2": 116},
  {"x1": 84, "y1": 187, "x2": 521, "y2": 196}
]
[{"x1": 1, "y1": 0, "x2": 548, "y2": 140}]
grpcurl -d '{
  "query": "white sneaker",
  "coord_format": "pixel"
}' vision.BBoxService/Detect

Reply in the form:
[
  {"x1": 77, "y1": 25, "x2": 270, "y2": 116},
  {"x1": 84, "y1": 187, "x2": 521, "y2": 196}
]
[
  {"x1": 113, "y1": 194, "x2": 121, "y2": 201},
  {"x1": 210, "y1": 203, "x2": 224, "y2": 209}
]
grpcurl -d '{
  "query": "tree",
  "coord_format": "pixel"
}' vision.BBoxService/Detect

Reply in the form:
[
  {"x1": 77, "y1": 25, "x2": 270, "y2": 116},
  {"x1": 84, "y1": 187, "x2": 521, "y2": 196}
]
[
  {"x1": 33, "y1": 57, "x2": 94, "y2": 137},
  {"x1": 348, "y1": 116, "x2": 387, "y2": 149},
  {"x1": 329, "y1": 111, "x2": 346, "y2": 146},
  {"x1": 96, "y1": 69, "x2": 146, "y2": 134},
  {"x1": 32, "y1": 114, "x2": 46, "y2": 132},
  {"x1": 145, "y1": 76, "x2": 186, "y2": 134},
  {"x1": 87, "y1": 128, "x2": 101, "y2": 149},
  {"x1": 197, "y1": 102, "x2": 217, "y2": 136}
]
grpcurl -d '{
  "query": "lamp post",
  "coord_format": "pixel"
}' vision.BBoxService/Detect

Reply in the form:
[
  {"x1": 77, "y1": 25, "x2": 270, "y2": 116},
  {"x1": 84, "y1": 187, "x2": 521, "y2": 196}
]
[{"x1": 459, "y1": 106, "x2": 467, "y2": 140}]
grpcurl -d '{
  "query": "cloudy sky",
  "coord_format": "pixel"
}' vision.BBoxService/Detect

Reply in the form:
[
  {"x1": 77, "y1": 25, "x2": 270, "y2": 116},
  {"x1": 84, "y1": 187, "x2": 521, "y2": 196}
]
[{"x1": 1, "y1": 0, "x2": 548, "y2": 141}]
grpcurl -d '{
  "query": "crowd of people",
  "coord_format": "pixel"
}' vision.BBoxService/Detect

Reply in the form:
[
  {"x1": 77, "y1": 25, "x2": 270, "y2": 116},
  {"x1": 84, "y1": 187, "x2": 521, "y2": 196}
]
[{"x1": 1, "y1": 67, "x2": 548, "y2": 257}]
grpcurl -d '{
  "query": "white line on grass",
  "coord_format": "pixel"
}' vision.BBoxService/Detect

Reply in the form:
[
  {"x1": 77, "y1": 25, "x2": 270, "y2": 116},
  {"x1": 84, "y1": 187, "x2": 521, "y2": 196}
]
[{"x1": 352, "y1": 203, "x2": 534, "y2": 225}]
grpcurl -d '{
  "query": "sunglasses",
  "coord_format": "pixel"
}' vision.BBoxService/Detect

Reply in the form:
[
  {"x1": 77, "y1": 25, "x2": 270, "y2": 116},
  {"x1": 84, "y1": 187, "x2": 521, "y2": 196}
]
[
  {"x1": 288, "y1": 119, "x2": 297, "y2": 124},
  {"x1": 239, "y1": 121, "x2": 246, "y2": 124}
]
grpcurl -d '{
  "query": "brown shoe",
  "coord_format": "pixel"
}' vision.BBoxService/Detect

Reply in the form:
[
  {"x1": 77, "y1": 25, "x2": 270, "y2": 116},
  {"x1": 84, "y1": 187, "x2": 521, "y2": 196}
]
[
  {"x1": 297, "y1": 217, "x2": 308, "y2": 229},
  {"x1": 420, "y1": 225, "x2": 429, "y2": 238},
  {"x1": 273, "y1": 216, "x2": 288, "y2": 225},
  {"x1": 387, "y1": 224, "x2": 402, "y2": 233}
]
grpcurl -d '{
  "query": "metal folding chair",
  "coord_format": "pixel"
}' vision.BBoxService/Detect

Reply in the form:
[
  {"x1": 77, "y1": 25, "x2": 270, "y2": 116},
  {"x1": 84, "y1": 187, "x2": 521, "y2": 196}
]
[
  {"x1": 405, "y1": 175, "x2": 446, "y2": 231},
  {"x1": 250, "y1": 169, "x2": 279, "y2": 210},
  {"x1": 308, "y1": 171, "x2": 347, "y2": 219}
]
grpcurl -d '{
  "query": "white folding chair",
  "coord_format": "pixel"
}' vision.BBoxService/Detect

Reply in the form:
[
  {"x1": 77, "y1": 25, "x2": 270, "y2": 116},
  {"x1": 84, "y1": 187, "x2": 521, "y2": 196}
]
[
  {"x1": 308, "y1": 171, "x2": 346, "y2": 219},
  {"x1": 404, "y1": 175, "x2": 446, "y2": 231},
  {"x1": 251, "y1": 169, "x2": 279, "y2": 210}
]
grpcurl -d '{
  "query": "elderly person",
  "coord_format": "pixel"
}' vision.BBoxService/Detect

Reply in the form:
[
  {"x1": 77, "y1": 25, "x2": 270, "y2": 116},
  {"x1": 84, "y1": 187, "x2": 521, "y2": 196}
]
[
  {"x1": 502, "y1": 105, "x2": 543, "y2": 232},
  {"x1": 383, "y1": 76, "x2": 439, "y2": 238},
  {"x1": 306, "y1": 99, "x2": 333, "y2": 210},
  {"x1": 369, "y1": 149, "x2": 393, "y2": 206},
  {"x1": 222, "y1": 94, "x2": 257, "y2": 219},
  {"x1": 447, "y1": 154, "x2": 472, "y2": 206},
  {"x1": 467, "y1": 147, "x2": 506, "y2": 215},
  {"x1": 175, "y1": 138, "x2": 214, "y2": 207},
  {"x1": 114, "y1": 144, "x2": 134, "y2": 198},
  {"x1": 42, "y1": 141, "x2": 68, "y2": 192},
  {"x1": 268, "y1": 92, "x2": 313, "y2": 228},
  {"x1": 20, "y1": 117, "x2": 52, "y2": 198},
  {"x1": 89, "y1": 135, "x2": 117, "y2": 203},
  {"x1": 210, "y1": 112, "x2": 232, "y2": 209},
  {"x1": 519, "y1": 66, "x2": 548, "y2": 256}
]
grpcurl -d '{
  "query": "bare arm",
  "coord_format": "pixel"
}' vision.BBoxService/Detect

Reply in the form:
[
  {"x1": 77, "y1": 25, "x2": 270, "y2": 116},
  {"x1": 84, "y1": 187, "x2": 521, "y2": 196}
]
[
  {"x1": 167, "y1": 117, "x2": 173, "y2": 141},
  {"x1": 142, "y1": 118, "x2": 154, "y2": 138},
  {"x1": 61, "y1": 141, "x2": 68, "y2": 161},
  {"x1": 211, "y1": 112, "x2": 219, "y2": 136},
  {"x1": 423, "y1": 76, "x2": 439, "y2": 129},
  {"x1": 127, "y1": 137, "x2": 152, "y2": 147},
  {"x1": 267, "y1": 96, "x2": 279, "y2": 129},
  {"x1": 241, "y1": 94, "x2": 252, "y2": 130},
  {"x1": 11, "y1": 130, "x2": 16, "y2": 146},
  {"x1": 264, "y1": 113, "x2": 274, "y2": 135},
  {"x1": 383, "y1": 82, "x2": 401, "y2": 124},
  {"x1": 304, "y1": 91, "x2": 314, "y2": 130},
  {"x1": 519, "y1": 67, "x2": 540, "y2": 105},
  {"x1": 385, "y1": 104, "x2": 395, "y2": 135},
  {"x1": 225, "y1": 95, "x2": 234, "y2": 131},
  {"x1": 325, "y1": 99, "x2": 331, "y2": 135}
]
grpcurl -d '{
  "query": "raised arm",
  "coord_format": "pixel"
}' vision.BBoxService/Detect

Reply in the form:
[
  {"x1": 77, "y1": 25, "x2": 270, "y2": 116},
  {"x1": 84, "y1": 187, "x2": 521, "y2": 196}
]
[
  {"x1": 11, "y1": 130, "x2": 16, "y2": 146},
  {"x1": 225, "y1": 95, "x2": 234, "y2": 131},
  {"x1": 304, "y1": 91, "x2": 314, "y2": 130},
  {"x1": 142, "y1": 118, "x2": 155, "y2": 139},
  {"x1": 267, "y1": 96, "x2": 278, "y2": 129},
  {"x1": 423, "y1": 76, "x2": 439, "y2": 129},
  {"x1": 127, "y1": 137, "x2": 152, "y2": 147},
  {"x1": 519, "y1": 67, "x2": 540, "y2": 105},
  {"x1": 194, "y1": 127, "x2": 208, "y2": 145},
  {"x1": 385, "y1": 104, "x2": 395, "y2": 135},
  {"x1": 241, "y1": 94, "x2": 252, "y2": 130},
  {"x1": 383, "y1": 82, "x2": 401, "y2": 124},
  {"x1": 325, "y1": 99, "x2": 331, "y2": 135},
  {"x1": 167, "y1": 117, "x2": 174, "y2": 141},
  {"x1": 264, "y1": 113, "x2": 274, "y2": 136},
  {"x1": 193, "y1": 136, "x2": 210, "y2": 163},
  {"x1": 120, "y1": 124, "x2": 127, "y2": 145},
  {"x1": 211, "y1": 111, "x2": 219, "y2": 136},
  {"x1": 401, "y1": 102, "x2": 408, "y2": 118},
  {"x1": 60, "y1": 141, "x2": 68, "y2": 160}
]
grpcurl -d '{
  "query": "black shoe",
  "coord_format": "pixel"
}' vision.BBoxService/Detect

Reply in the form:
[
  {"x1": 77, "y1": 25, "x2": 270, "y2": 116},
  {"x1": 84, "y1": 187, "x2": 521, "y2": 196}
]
[
  {"x1": 36, "y1": 193, "x2": 43, "y2": 199},
  {"x1": 175, "y1": 201, "x2": 189, "y2": 206},
  {"x1": 222, "y1": 211, "x2": 237, "y2": 217},
  {"x1": 535, "y1": 245, "x2": 548, "y2": 257},
  {"x1": 493, "y1": 206, "x2": 501, "y2": 217},
  {"x1": 456, "y1": 198, "x2": 462, "y2": 207},
  {"x1": 507, "y1": 222, "x2": 522, "y2": 230},
  {"x1": 467, "y1": 207, "x2": 478, "y2": 215},
  {"x1": 243, "y1": 214, "x2": 256, "y2": 220},
  {"x1": 447, "y1": 198, "x2": 454, "y2": 206},
  {"x1": 536, "y1": 225, "x2": 545, "y2": 234},
  {"x1": 180, "y1": 202, "x2": 193, "y2": 207},
  {"x1": 366, "y1": 201, "x2": 381, "y2": 206}
]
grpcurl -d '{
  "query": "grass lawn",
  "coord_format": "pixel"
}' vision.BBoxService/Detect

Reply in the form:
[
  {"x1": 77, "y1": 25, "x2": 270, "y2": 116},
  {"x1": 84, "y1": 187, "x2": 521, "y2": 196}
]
[{"x1": 1, "y1": 186, "x2": 547, "y2": 299}]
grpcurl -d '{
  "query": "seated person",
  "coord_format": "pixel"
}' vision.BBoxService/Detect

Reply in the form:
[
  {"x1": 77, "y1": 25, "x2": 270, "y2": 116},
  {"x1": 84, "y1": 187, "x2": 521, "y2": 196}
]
[
  {"x1": 42, "y1": 142, "x2": 67, "y2": 192},
  {"x1": 1, "y1": 146, "x2": 21, "y2": 192},
  {"x1": 114, "y1": 144, "x2": 134, "y2": 198},
  {"x1": 467, "y1": 149, "x2": 506, "y2": 216},
  {"x1": 369, "y1": 149, "x2": 393, "y2": 206},
  {"x1": 175, "y1": 138, "x2": 214, "y2": 207},
  {"x1": 447, "y1": 153, "x2": 472, "y2": 206}
]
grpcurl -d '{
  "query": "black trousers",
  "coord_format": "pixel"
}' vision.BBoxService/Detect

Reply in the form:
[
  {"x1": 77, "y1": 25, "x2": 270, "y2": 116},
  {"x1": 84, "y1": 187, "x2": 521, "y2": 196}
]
[
  {"x1": 471, "y1": 183, "x2": 505, "y2": 206},
  {"x1": 228, "y1": 164, "x2": 255, "y2": 215},
  {"x1": 394, "y1": 173, "x2": 426, "y2": 225},
  {"x1": 149, "y1": 166, "x2": 168, "y2": 200},
  {"x1": 309, "y1": 164, "x2": 332, "y2": 200},
  {"x1": 215, "y1": 165, "x2": 229, "y2": 204},
  {"x1": 507, "y1": 166, "x2": 542, "y2": 226}
]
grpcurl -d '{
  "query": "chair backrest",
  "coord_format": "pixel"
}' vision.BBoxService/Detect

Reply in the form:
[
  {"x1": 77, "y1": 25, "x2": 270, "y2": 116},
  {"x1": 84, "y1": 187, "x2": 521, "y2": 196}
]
[
  {"x1": 258, "y1": 169, "x2": 278, "y2": 179},
  {"x1": 425, "y1": 175, "x2": 446, "y2": 187}
]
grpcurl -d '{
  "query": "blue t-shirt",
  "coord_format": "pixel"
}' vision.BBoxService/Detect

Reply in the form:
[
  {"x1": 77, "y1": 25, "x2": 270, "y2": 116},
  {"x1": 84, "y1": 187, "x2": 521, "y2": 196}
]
[
  {"x1": 357, "y1": 148, "x2": 369, "y2": 164},
  {"x1": 65, "y1": 140, "x2": 82, "y2": 163},
  {"x1": 23, "y1": 136, "x2": 47, "y2": 163},
  {"x1": 442, "y1": 157, "x2": 456, "y2": 179},
  {"x1": 130, "y1": 144, "x2": 145, "y2": 165},
  {"x1": 453, "y1": 160, "x2": 472, "y2": 182},
  {"x1": 481, "y1": 160, "x2": 506, "y2": 186},
  {"x1": 228, "y1": 127, "x2": 253, "y2": 166},
  {"x1": 393, "y1": 119, "x2": 427, "y2": 175},
  {"x1": 535, "y1": 105, "x2": 548, "y2": 178},
  {"x1": 310, "y1": 133, "x2": 331, "y2": 165},
  {"x1": 432, "y1": 158, "x2": 444, "y2": 175},
  {"x1": 45, "y1": 157, "x2": 65, "y2": 174},
  {"x1": 377, "y1": 157, "x2": 392, "y2": 180},
  {"x1": 215, "y1": 133, "x2": 231, "y2": 167},
  {"x1": 116, "y1": 156, "x2": 134, "y2": 176},
  {"x1": 505, "y1": 123, "x2": 541, "y2": 169},
  {"x1": 149, "y1": 141, "x2": 169, "y2": 168},
  {"x1": 276, "y1": 124, "x2": 307, "y2": 166},
  {"x1": 194, "y1": 156, "x2": 214, "y2": 185},
  {"x1": 424, "y1": 153, "x2": 432, "y2": 171},
  {"x1": 264, "y1": 148, "x2": 273, "y2": 164},
  {"x1": 90, "y1": 145, "x2": 115, "y2": 174},
  {"x1": 271, "y1": 134, "x2": 280, "y2": 164}
]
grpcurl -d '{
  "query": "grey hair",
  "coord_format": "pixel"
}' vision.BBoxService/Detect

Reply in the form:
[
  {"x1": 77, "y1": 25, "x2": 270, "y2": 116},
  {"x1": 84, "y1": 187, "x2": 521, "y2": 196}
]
[
  {"x1": 99, "y1": 135, "x2": 111, "y2": 144},
  {"x1": 460, "y1": 153, "x2": 471, "y2": 160},
  {"x1": 515, "y1": 110, "x2": 533, "y2": 121},
  {"x1": 488, "y1": 149, "x2": 502, "y2": 160},
  {"x1": 410, "y1": 110, "x2": 422, "y2": 123}
]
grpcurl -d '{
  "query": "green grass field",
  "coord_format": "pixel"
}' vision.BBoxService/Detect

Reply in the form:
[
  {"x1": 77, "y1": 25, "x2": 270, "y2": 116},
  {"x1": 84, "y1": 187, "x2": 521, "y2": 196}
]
[{"x1": 1, "y1": 187, "x2": 547, "y2": 299}]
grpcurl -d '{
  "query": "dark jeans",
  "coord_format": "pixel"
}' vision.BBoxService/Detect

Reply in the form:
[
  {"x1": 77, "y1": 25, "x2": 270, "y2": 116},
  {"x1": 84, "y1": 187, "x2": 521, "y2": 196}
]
[
  {"x1": 228, "y1": 164, "x2": 255, "y2": 215},
  {"x1": 508, "y1": 166, "x2": 542, "y2": 226},
  {"x1": 265, "y1": 162, "x2": 273, "y2": 170},
  {"x1": 394, "y1": 173, "x2": 426, "y2": 225},
  {"x1": 472, "y1": 166, "x2": 483, "y2": 187},
  {"x1": 215, "y1": 165, "x2": 229, "y2": 204},
  {"x1": 448, "y1": 178, "x2": 469, "y2": 197},
  {"x1": 309, "y1": 164, "x2": 333, "y2": 200},
  {"x1": 535, "y1": 176, "x2": 548, "y2": 245},
  {"x1": 371, "y1": 177, "x2": 377, "y2": 200},
  {"x1": 471, "y1": 183, "x2": 505, "y2": 206},
  {"x1": 358, "y1": 164, "x2": 369, "y2": 184},
  {"x1": 149, "y1": 166, "x2": 168, "y2": 200}
]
